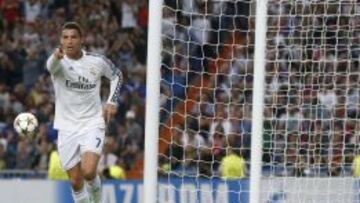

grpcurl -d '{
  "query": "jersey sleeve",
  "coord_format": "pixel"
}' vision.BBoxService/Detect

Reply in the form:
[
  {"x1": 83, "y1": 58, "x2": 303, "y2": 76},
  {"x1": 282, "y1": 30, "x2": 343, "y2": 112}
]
[
  {"x1": 46, "y1": 54, "x2": 62, "y2": 74},
  {"x1": 101, "y1": 57, "x2": 123, "y2": 106}
]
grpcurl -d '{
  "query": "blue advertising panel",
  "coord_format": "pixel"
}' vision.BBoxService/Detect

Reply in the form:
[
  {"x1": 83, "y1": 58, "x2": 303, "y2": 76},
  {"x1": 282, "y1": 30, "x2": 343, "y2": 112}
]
[{"x1": 56, "y1": 178, "x2": 250, "y2": 203}]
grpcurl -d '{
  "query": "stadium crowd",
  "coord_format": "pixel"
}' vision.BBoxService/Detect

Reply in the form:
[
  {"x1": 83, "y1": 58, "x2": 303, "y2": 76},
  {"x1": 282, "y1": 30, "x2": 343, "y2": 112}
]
[
  {"x1": 262, "y1": 1, "x2": 360, "y2": 176},
  {"x1": 159, "y1": 0, "x2": 359, "y2": 178},
  {"x1": 0, "y1": 0, "x2": 148, "y2": 176},
  {"x1": 0, "y1": 0, "x2": 359, "y2": 180}
]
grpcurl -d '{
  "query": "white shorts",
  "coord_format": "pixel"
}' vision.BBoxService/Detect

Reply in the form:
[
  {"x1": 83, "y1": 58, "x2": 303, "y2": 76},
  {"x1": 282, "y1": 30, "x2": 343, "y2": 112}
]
[{"x1": 57, "y1": 127, "x2": 105, "y2": 170}]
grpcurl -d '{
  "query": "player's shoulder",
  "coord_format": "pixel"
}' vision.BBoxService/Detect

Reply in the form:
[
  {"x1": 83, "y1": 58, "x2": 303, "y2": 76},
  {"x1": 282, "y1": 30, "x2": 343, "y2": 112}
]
[
  {"x1": 85, "y1": 51, "x2": 106, "y2": 60},
  {"x1": 85, "y1": 51, "x2": 113, "y2": 66}
]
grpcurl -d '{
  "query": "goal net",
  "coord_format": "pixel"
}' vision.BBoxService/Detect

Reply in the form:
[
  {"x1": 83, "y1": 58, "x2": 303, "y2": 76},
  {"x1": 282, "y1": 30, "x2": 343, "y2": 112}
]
[{"x1": 154, "y1": 0, "x2": 360, "y2": 202}]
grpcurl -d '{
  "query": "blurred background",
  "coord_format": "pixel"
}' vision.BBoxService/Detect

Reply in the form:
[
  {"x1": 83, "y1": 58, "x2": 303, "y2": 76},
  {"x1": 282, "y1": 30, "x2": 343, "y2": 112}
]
[
  {"x1": 0, "y1": 0, "x2": 359, "y2": 184},
  {"x1": 2, "y1": 0, "x2": 360, "y2": 202},
  {"x1": 0, "y1": 0, "x2": 148, "y2": 179}
]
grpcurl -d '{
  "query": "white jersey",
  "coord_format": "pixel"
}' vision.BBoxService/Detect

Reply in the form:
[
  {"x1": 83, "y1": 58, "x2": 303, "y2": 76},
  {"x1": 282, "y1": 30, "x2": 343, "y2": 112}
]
[{"x1": 46, "y1": 50, "x2": 122, "y2": 132}]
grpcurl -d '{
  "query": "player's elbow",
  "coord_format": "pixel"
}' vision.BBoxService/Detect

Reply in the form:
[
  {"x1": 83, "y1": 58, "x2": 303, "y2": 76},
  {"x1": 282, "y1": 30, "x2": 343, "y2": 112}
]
[{"x1": 46, "y1": 56, "x2": 61, "y2": 74}]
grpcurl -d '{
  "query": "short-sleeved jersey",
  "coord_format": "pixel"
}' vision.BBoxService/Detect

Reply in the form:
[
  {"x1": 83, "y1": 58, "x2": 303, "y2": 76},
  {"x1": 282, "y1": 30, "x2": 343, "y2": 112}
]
[{"x1": 46, "y1": 50, "x2": 122, "y2": 132}]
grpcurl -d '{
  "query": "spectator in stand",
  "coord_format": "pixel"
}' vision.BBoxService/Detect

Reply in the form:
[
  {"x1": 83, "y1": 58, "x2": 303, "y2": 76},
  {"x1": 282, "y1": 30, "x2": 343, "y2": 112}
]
[
  {"x1": 102, "y1": 165, "x2": 126, "y2": 180},
  {"x1": 209, "y1": 103, "x2": 232, "y2": 140},
  {"x1": 125, "y1": 110, "x2": 143, "y2": 147},
  {"x1": 98, "y1": 137, "x2": 118, "y2": 173},
  {"x1": 22, "y1": 48, "x2": 45, "y2": 91},
  {"x1": 0, "y1": 0, "x2": 20, "y2": 29},
  {"x1": 352, "y1": 149, "x2": 360, "y2": 177},
  {"x1": 15, "y1": 139, "x2": 32, "y2": 169},
  {"x1": 0, "y1": 143, "x2": 6, "y2": 170},
  {"x1": 164, "y1": 125, "x2": 185, "y2": 170},
  {"x1": 121, "y1": 0, "x2": 138, "y2": 30},
  {"x1": 35, "y1": 139, "x2": 52, "y2": 170},
  {"x1": 182, "y1": 117, "x2": 206, "y2": 168},
  {"x1": 137, "y1": 0, "x2": 148, "y2": 30},
  {"x1": 24, "y1": 0, "x2": 42, "y2": 23},
  {"x1": 48, "y1": 149, "x2": 69, "y2": 180},
  {"x1": 199, "y1": 124, "x2": 226, "y2": 177},
  {"x1": 0, "y1": 83, "x2": 10, "y2": 113},
  {"x1": 220, "y1": 148, "x2": 246, "y2": 180}
]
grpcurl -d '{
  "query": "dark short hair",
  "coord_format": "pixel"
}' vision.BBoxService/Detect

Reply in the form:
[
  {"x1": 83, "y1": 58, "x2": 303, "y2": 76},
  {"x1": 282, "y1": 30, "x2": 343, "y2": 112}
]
[{"x1": 62, "y1": 22, "x2": 83, "y2": 37}]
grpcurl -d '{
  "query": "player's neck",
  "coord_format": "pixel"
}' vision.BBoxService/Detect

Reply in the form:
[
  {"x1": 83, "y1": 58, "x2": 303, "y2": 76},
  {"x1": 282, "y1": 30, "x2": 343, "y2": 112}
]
[{"x1": 66, "y1": 50, "x2": 83, "y2": 60}]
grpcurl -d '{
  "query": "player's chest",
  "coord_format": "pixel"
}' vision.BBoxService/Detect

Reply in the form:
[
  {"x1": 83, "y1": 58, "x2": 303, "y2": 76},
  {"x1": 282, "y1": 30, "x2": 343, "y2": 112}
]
[
  {"x1": 63, "y1": 59, "x2": 102, "y2": 82},
  {"x1": 60, "y1": 59, "x2": 102, "y2": 92}
]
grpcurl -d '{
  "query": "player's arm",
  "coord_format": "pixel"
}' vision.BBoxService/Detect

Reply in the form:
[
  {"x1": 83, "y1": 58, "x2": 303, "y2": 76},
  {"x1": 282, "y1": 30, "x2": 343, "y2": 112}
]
[
  {"x1": 102, "y1": 57, "x2": 123, "y2": 123},
  {"x1": 46, "y1": 47, "x2": 64, "y2": 74},
  {"x1": 106, "y1": 67, "x2": 123, "y2": 106}
]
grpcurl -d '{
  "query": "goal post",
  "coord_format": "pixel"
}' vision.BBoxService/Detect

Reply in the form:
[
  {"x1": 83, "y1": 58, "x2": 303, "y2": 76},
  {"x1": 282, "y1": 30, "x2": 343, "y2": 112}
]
[
  {"x1": 250, "y1": 0, "x2": 268, "y2": 203},
  {"x1": 144, "y1": 0, "x2": 163, "y2": 203}
]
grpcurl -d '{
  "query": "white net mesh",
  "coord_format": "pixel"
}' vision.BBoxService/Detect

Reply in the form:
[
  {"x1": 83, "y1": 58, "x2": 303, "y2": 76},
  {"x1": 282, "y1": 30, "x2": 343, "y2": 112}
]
[
  {"x1": 260, "y1": 1, "x2": 359, "y2": 202},
  {"x1": 264, "y1": 0, "x2": 360, "y2": 177},
  {"x1": 156, "y1": 0, "x2": 360, "y2": 202}
]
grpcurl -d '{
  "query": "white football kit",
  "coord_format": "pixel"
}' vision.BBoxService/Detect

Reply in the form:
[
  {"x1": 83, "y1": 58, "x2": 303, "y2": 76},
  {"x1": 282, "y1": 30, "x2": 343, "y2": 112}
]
[{"x1": 46, "y1": 50, "x2": 122, "y2": 170}]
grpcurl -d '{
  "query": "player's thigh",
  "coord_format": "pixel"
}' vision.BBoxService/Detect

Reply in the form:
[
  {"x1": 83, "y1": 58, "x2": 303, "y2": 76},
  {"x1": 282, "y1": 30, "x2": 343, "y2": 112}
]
[
  {"x1": 66, "y1": 162, "x2": 84, "y2": 191},
  {"x1": 80, "y1": 127, "x2": 105, "y2": 178},
  {"x1": 57, "y1": 130, "x2": 81, "y2": 171},
  {"x1": 81, "y1": 151, "x2": 101, "y2": 179},
  {"x1": 80, "y1": 127, "x2": 105, "y2": 155}
]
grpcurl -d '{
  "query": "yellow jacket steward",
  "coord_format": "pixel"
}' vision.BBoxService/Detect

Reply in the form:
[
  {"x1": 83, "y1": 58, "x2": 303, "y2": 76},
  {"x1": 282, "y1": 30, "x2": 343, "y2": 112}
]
[
  {"x1": 48, "y1": 150, "x2": 69, "y2": 180},
  {"x1": 220, "y1": 154, "x2": 246, "y2": 179},
  {"x1": 353, "y1": 155, "x2": 360, "y2": 177}
]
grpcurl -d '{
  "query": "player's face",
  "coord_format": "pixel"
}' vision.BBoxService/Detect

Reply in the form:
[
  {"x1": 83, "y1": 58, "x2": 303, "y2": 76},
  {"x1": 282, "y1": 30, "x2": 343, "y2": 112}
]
[{"x1": 60, "y1": 29, "x2": 83, "y2": 58}]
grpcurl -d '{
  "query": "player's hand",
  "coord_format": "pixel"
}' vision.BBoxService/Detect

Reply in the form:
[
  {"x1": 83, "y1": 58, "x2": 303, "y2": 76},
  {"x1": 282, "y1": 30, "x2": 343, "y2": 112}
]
[
  {"x1": 103, "y1": 103, "x2": 117, "y2": 123},
  {"x1": 54, "y1": 47, "x2": 64, "y2": 59}
]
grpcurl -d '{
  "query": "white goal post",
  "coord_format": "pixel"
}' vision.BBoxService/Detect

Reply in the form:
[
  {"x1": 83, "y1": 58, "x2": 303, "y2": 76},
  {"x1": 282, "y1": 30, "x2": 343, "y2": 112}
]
[
  {"x1": 144, "y1": 0, "x2": 163, "y2": 202},
  {"x1": 250, "y1": 0, "x2": 268, "y2": 203}
]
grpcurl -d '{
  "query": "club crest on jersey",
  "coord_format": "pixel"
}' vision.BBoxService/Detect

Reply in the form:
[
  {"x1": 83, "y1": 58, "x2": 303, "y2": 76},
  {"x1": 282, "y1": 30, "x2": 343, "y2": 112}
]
[
  {"x1": 65, "y1": 76, "x2": 96, "y2": 90},
  {"x1": 90, "y1": 67, "x2": 96, "y2": 76}
]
